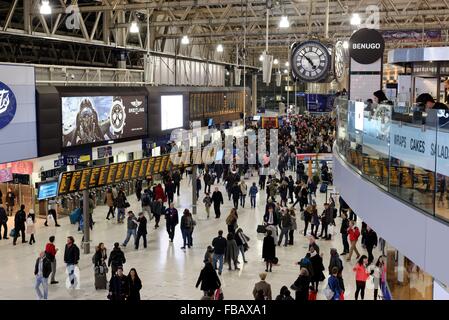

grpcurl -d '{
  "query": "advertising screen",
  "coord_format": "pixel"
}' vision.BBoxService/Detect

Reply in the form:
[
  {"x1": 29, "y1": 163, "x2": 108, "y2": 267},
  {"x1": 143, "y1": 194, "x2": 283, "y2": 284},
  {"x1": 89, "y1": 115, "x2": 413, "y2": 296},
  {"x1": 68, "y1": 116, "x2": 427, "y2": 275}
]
[
  {"x1": 38, "y1": 181, "x2": 59, "y2": 200},
  {"x1": 161, "y1": 95, "x2": 183, "y2": 131},
  {"x1": 62, "y1": 95, "x2": 147, "y2": 147}
]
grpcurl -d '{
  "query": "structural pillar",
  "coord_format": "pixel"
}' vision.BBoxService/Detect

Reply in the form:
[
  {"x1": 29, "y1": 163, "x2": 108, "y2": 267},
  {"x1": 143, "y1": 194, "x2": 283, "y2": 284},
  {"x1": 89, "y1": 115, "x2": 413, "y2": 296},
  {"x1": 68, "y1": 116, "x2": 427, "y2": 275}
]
[
  {"x1": 82, "y1": 190, "x2": 90, "y2": 254},
  {"x1": 252, "y1": 73, "x2": 257, "y2": 115},
  {"x1": 192, "y1": 165, "x2": 197, "y2": 215}
]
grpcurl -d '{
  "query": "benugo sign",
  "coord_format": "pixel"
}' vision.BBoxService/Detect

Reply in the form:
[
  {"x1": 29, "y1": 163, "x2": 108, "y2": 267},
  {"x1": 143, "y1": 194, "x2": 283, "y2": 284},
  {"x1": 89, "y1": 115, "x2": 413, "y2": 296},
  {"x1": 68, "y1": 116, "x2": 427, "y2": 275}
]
[{"x1": 349, "y1": 28, "x2": 385, "y2": 64}]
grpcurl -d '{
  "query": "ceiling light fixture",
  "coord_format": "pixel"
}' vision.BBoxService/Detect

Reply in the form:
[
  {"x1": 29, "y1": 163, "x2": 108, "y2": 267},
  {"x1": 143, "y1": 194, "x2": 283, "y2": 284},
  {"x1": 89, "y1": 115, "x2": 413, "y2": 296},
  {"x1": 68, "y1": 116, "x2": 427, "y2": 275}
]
[
  {"x1": 279, "y1": 16, "x2": 290, "y2": 28},
  {"x1": 273, "y1": 59, "x2": 279, "y2": 65},
  {"x1": 40, "y1": 0, "x2": 52, "y2": 15},
  {"x1": 350, "y1": 13, "x2": 361, "y2": 26},
  {"x1": 181, "y1": 35, "x2": 190, "y2": 45},
  {"x1": 343, "y1": 40, "x2": 349, "y2": 49},
  {"x1": 130, "y1": 21, "x2": 139, "y2": 33},
  {"x1": 217, "y1": 44, "x2": 224, "y2": 52}
]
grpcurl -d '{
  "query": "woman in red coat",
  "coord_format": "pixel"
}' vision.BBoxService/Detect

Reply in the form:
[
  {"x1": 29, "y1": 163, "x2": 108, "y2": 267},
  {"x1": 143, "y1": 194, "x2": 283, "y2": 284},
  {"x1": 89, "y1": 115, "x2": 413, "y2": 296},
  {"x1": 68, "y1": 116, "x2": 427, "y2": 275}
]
[
  {"x1": 153, "y1": 184, "x2": 166, "y2": 202},
  {"x1": 353, "y1": 255, "x2": 370, "y2": 300}
]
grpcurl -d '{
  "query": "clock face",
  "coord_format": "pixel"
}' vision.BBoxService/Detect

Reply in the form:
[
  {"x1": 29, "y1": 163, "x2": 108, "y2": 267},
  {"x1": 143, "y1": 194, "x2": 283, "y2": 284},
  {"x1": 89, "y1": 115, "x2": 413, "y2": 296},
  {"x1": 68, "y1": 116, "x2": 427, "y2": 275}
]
[
  {"x1": 291, "y1": 40, "x2": 331, "y2": 82},
  {"x1": 334, "y1": 41, "x2": 346, "y2": 82}
]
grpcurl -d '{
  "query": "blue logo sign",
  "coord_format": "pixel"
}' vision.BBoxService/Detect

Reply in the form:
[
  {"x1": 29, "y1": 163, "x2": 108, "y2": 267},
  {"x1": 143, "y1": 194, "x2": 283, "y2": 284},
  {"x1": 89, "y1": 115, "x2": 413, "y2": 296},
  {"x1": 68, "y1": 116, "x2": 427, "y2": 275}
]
[{"x1": 0, "y1": 81, "x2": 17, "y2": 130}]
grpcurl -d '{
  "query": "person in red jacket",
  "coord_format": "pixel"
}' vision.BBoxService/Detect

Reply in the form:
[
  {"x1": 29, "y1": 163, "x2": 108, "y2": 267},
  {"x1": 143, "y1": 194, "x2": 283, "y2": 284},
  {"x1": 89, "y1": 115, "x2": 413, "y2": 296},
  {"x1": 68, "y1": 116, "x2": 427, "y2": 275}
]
[
  {"x1": 353, "y1": 255, "x2": 370, "y2": 300},
  {"x1": 153, "y1": 183, "x2": 166, "y2": 203},
  {"x1": 346, "y1": 220, "x2": 361, "y2": 262}
]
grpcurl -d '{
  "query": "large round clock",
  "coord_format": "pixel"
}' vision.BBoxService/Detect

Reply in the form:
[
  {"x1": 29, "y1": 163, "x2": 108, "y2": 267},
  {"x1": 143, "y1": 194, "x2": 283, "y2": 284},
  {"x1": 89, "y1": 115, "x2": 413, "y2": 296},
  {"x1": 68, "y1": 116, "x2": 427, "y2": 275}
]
[
  {"x1": 291, "y1": 40, "x2": 331, "y2": 82},
  {"x1": 334, "y1": 41, "x2": 346, "y2": 83}
]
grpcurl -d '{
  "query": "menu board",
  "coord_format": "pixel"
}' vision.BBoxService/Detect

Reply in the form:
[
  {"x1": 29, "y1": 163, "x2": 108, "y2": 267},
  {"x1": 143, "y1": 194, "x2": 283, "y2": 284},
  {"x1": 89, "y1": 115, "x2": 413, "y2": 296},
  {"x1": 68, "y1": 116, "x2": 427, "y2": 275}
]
[
  {"x1": 146, "y1": 158, "x2": 155, "y2": 176},
  {"x1": 69, "y1": 170, "x2": 82, "y2": 193},
  {"x1": 58, "y1": 171, "x2": 73, "y2": 195},
  {"x1": 98, "y1": 166, "x2": 109, "y2": 186},
  {"x1": 131, "y1": 160, "x2": 141, "y2": 179},
  {"x1": 139, "y1": 158, "x2": 148, "y2": 178},
  {"x1": 107, "y1": 164, "x2": 118, "y2": 185},
  {"x1": 124, "y1": 162, "x2": 133, "y2": 181},
  {"x1": 89, "y1": 167, "x2": 101, "y2": 188},
  {"x1": 115, "y1": 162, "x2": 126, "y2": 183},
  {"x1": 79, "y1": 168, "x2": 91, "y2": 191},
  {"x1": 153, "y1": 157, "x2": 162, "y2": 174}
]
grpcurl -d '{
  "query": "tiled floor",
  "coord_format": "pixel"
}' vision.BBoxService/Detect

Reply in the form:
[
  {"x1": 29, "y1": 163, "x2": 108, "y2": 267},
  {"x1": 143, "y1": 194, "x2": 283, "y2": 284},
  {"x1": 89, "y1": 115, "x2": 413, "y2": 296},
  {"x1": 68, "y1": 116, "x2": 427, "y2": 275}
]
[{"x1": 0, "y1": 172, "x2": 381, "y2": 300}]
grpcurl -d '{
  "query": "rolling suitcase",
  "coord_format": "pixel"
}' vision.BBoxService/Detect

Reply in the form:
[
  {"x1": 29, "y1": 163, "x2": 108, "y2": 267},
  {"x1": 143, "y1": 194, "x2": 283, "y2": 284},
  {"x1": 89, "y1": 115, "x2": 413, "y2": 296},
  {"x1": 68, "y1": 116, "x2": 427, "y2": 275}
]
[{"x1": 94, "y1": 269, "x2": 108, "y2": 290}]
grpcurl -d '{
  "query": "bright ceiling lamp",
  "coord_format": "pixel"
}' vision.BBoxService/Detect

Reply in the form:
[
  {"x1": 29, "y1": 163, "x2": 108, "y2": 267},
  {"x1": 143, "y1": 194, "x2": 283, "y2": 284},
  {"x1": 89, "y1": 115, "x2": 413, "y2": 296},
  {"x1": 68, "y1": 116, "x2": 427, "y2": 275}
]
[
  {"x1": 285, "y1": 61, "x2": 289, "y2": 67},
  {"x1": 259, "y1": 55, "x2": 264, "y2": 62},
  {"x1": 350, "y1": 13, "x2": 361, "y2": 26},
  {"x1": 343, "y1": 40, "x2": 349, "y2": 49},
  {"x1": 279, "y1": 15, "x2": 290, "y2": 28},
  {"x1": 129, "y1": 21, "x2": 139, "y2": 33},
  {"x1": 40, "y1": 0, "x2": 52, "y2": 15},
  {"x1": 283, "y1": 69, "x2": 288, "y2": 74},
  {"x1": 216, "y1": 44, "x2": 224, "y2": 52},
  {"x1": 181, "y1": 35, "x2": 190, "y2": 45},
  {"x1": 273, "y1": 58, "x2": 279, "y2": 65}
]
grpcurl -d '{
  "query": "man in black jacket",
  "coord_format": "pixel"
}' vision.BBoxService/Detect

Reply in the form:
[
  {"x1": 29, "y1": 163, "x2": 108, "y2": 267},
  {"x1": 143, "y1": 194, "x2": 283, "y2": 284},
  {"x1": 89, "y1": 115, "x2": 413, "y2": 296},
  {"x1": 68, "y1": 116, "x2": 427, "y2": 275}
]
[
  {"x1": 34, "y1": 251, "x2": 52, "y2": 300},
  {"x1": 173, "y1": 170, "x2": 181, "y2": 196},
  {"x1": 365, "y1": 226, "x2": 378, "y2": 265},
  {"x1": 108, "y1": 242, "x2": 126, "y2": 275},
  {"x1": 64, "y1": 236, "x2": 80, "y2": 288},
  {"x1": 231, "y1": 183, "x2": 241, "y2": 209},
  {"x1": 212, "y1": 230, "x2": 227, "y2": 276},
  {"x1": 135, "y1": 212, "x2": 148, "y2": 250},
  {"x1": 13, "y1": 204, "x2": 27, "y2": 245},
  {"x1": 340, "y1": 212, "x2": 350, "y2": 255},
  {"x1": 211, "y1": 187, "x2": 224, "y2": 219},
  {"x1": 0, "y1": 205, "x2": 8, "y2": 239}
]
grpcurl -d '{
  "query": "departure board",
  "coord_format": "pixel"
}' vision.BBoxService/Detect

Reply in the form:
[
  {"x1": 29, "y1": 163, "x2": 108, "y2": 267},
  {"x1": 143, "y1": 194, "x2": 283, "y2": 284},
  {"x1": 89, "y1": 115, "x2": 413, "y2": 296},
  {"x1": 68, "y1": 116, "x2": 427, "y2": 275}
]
[
  {"x1": 139, "y1": 158, "x2": 148, "y2": 178},
  {"x1": 165, "y1": 157, "x2": 173, "y2": 172},
  {"x1": 153, "y1": 156, "x2": 162, "y2": 174},
  {"x1": 146, "y1": 157, "x2": 155, "y2": 176},
  {"x1": 79, "y1": 168, "x2": 91, "y2": 191},
  {"x1": 107, "y1": 164, "x2": 118, "y2": 185},
  {"x1": 115, "y1": 162, "x2": 126, "y2": 183},
  {"x1": 69, "y1": 170, "x2": 82, "y2": 193},
  {"x1": 124, "y1": 162, "x2": 133, "y2": 181},
  {"x1": 58, "y1": 172, "x2": 73, "y2": 195},
  {"x1": 159, "y1": 155, "x2": 168, "y2": 173},
  {"x1": 98, "y1": 166, "x2": 109, "y2": 186},
  {"x1": 131, "y1": 160, "x2": 141, "y2": 179},
  {"x1": 89, "y1": 167, "x2": 101, "y2": 188}
]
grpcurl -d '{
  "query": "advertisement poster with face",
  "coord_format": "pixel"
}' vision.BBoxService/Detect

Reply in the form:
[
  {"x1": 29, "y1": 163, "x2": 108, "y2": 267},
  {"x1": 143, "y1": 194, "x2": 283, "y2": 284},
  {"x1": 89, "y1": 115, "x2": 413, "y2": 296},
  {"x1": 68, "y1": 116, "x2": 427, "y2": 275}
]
[{"x1": 62, "y1": 95, "x2": 146, "y2": 147}]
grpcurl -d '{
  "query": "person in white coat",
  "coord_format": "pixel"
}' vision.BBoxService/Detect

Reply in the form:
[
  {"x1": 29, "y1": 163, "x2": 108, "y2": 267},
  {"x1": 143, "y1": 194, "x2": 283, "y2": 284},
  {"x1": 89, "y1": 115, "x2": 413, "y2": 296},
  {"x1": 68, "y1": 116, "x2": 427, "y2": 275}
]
[{"x1": 26, "y1": 209, "x2": 36, "y2": 245}]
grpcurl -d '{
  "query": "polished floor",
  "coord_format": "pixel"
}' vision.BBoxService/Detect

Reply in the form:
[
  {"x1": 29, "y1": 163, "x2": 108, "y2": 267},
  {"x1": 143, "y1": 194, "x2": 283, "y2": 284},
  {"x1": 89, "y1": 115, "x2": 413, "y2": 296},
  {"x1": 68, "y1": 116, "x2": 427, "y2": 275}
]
[{"x1": 0, "y1": 172, "x2": 381, "y2": 300}]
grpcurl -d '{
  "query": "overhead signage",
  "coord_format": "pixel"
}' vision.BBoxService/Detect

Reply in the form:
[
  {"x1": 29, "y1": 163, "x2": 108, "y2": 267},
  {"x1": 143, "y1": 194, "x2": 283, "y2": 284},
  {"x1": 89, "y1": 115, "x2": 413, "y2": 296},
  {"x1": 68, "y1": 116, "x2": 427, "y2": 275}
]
[
  {"x1": 0, "y1": 81, "x2": 17, "y2": 130},
  {"x1": 349, "y1": 28, "x2": 385, "y2": 64}
]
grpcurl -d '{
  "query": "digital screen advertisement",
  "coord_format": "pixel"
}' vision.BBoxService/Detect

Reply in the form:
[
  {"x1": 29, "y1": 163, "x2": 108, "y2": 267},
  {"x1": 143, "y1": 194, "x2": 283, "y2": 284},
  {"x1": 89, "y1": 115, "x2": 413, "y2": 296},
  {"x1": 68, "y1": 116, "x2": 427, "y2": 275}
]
[
  {"x1": 62, "y1": 95, "x2": 147, "y2": 147},
  {"x1": 161, "y1": 95, "x2": 183, "y2": 131},
  {"x1": 38, "y1": 181, "x2": 58, "y2": 200}
]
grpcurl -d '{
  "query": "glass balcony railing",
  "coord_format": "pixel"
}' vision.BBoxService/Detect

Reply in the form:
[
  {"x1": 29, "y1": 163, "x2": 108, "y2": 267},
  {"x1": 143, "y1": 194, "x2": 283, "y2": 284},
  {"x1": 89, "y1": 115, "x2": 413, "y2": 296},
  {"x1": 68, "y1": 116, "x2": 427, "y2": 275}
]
[{"x1": 335, "y1": 97, "x2": 449, "y2": 223}]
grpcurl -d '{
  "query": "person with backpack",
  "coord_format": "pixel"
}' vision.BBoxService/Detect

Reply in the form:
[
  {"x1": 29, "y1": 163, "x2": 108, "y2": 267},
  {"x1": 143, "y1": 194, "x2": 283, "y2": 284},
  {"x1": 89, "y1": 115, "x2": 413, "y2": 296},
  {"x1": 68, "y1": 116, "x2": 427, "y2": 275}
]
[
  {"x1": 13, "y1": 204, "x2": 27, "y2": 245},
  {"x1": 135, "y1": 212, "x2": 148, "y2": 250},
  {"x1": 108, "y1": 242, "x2": 126, "y2": 275},
  {"x1": 249, "y1": 182, "x2": 258, "y2": 208},
  {"x1": 347, "y1": 220, "x2": 361, "y2": 261},
  {"x1": 180, "y1": 209, "x2": 195, "y2": 250},
  {"x1": 252, "y1": 273, "x2": 272, "y2": 300},
  {"x1": 0, "y1": 204, "x2": 8, "y2": 240},
  {"x1": 278, "y1": 209, "x2": 292, "y2": 247},
  {"x1": 202, "y1": 193, "x2": 212, "y2": 219}
]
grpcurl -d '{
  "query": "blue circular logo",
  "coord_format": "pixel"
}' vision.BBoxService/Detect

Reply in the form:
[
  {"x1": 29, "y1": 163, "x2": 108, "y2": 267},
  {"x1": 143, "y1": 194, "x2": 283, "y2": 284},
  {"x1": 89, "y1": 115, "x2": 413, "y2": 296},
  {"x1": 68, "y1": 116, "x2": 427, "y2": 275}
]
[{"x1": 0, "y1": 81, "x2": 16, "y2": 130}]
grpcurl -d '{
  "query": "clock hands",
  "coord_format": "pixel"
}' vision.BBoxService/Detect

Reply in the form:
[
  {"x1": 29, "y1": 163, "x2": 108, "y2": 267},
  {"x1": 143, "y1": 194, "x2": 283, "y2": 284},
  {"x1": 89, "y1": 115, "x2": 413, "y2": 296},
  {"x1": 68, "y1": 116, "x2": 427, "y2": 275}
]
[{"x1": 304, "y1": 55, "x2": 317, "y2": 70}]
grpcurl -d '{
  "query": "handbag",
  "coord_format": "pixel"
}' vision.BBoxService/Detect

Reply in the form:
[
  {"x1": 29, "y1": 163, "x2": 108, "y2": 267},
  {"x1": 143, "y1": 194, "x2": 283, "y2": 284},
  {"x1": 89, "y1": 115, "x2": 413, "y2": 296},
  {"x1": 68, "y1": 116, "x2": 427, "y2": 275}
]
[
  {"x1": 124, "y1": 201, "x2": 131, "y2": 208},
  {"x1": 323, "y1": 284, "x2": 334, "y2": 300},
  {"x1": 9, "y1": 228, "x2": 16, "y2": 237},
  {"x1": 257, "y1": 225, "x2": 266, "y2": 234}
]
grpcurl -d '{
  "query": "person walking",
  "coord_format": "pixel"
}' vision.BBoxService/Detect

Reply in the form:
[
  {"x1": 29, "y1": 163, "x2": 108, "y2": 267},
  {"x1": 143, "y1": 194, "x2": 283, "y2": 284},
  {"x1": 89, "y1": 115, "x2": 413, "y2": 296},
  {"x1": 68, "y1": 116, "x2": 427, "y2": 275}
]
[
  {"x1": 252, "y1": 273, "x2": 272, "y2": 300},
  {"x1": 108, "y1": 267, "x2": 127, "y2": 301},
  {"x1": 13, "y1": 204, "x2": 27, "y2": 245},
  {"x1": 165, "y1": 179, "x2": 175, "y2": 205},
  {"x1": 353, "y1": 255, "x2": 370, "y2": 300},
  {"x1": 262, "y1": 230, "x2": 276, "y2": 272},
  {"x1": 203, "y1": 246, "x2": 214, "y2": 265},
  {"x1": 203, "y1": 193, "x2": 212, "y2": 219},
  {"x1": 225, "y1": 233, "x2": 240, "y2": 271},
  {"x1": 93, "y1": 242, "x2": 108, "y2": 290},
  {"x1": 278, "y1": 209, "x2": 292, "y2": 247},
  {"x1": 6, "y1": 188, "x2": 15, "y2": 216},
  {"x1": 211, "y1": 187, "x2": 224, "y2": 219},
  {"x1": 165, "y1": 203, "x2": 179, "y2": 243},
  {"x1": 135, "y1": 179, "x2": 143, "y2": 202},
  {"x1": 64, "y1": 236, "x2": 80, "y2": 289},
  {"x1": 288, "y1": 176, "x2": 295, "y2": 204},
  {"x1": 122, "y1": 211, "x2": 138, "y2": 247},
  {"x1": 327, "y1": 267, "x2": 342, "y2": 300},
  {"x1": 340, "y1": 212, "x2": 350, "y2": 255},
  {"x1": 288, "y1": 209, "x2": 297, "y2": 245},
  {"x1": 319, "y1": 202, "x2": 333, "y2": 239},
  {"x1": 239, "y1": 180, "x2": 248, "y2": 208},
  {"x1": 173, "y1": 170, "x2": 181, "y2": 196},
  {"x1": 26, "y1": 209, "x2": 36, "y2": 245},
  {"x1": 0, "y1": 204, "x2": 8, "y2": 240},
  {"x1": 231, "y1": 182, "x2": 241, "y2": 209},
  {"x1": 212, "y1": 230, "x2": 227, "y2": 276},
  {"x1": 152, "y1": 198, "x2": 165, "y2": 229},
  {"x1": 135, "y1": 212, "x2": 148, "y2": 250},
  {"x1": 235, "y1": 228, "x2": 249, "y2": 263},
  {"x1": 108, "y1": 242, "x2": 126, "y2": 275},
  {"x1": 196, "y1": 262, "x2": 221, "y2": 297},
  {"x1": 249, "y1": 182, "x2": 258, "y2": 208},
  {"x1": 45, "y1": 236, "x2": 58, "y2": 284},
  {"x1": 141, "y1": 189, "x2": 152, "y2": 217},
  {"x1": 225, "y1": 208, "x2": 238, "y2": 234},
  {"x1": 365, "y1": 226, "x2": 378, "y2": 265},
  {"x1": 204, "y1": 171, "x2": 212, "y2": 195},
  {"x1": 328, "y1": 248, "x2": 343, "y2": 275},
  {"x1": 116, "y1": 188, "x2": 127, "y2": 223},
  {"x1": 369, "y1": 256, "x2": 385, "y2": 300},
  {"x1": 310, "y1": 204, "x2": 320, "y2": 238},
  {"x1": 126, "y1": 268, "x2": 142, "y2": 301},
  {"x1": 196, "y1": 176, "x2": 202, "y2": 200},
  {"x1": 346, "y1": 220, "x2": 361, "y2": 261},
  {"x1": 105, "y1": 188, "x2": 115, "y2": 220},
  {"x1": 309, "y1": 247, "x2": 325, "y2": 292},
  {"x1": 34, "y1": 251, "x2": 52, "y2": 300},
  {"x1": 180, "y1": 209, "x2": 194, "y2": 250},
  {"x1": 303, "y1": 205, "x2": 312, "y2": 236},
  {"x1": 291, "y1": 268, "x2": 311, "y2": 301}
]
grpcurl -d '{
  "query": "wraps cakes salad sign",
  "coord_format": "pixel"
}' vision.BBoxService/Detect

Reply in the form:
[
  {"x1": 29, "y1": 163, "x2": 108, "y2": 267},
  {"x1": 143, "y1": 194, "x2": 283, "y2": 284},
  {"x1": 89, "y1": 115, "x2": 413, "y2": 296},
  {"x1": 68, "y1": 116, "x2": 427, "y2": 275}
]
[
  {"x1": 0, "y1": 81, "x2": 17, "y2": 130},
  {"x1": 349, "y1": 28, "x2": 385, "y2": 64}
]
